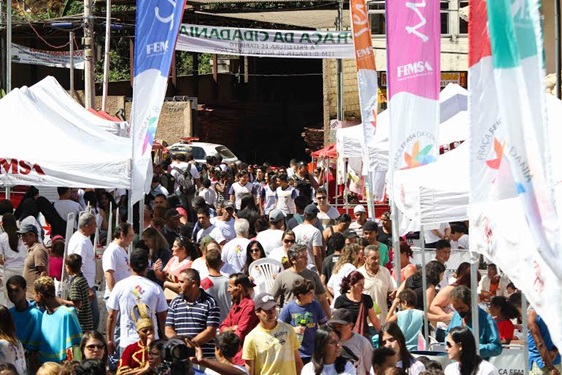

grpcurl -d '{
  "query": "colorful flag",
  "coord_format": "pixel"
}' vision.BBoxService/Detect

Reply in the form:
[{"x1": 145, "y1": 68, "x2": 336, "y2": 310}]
[
  {"x1": 386, "y1": 0, "x2": 440, "y2": 173},
  {"x1": 130, "y1": 0, "x2": 185, "y2": 204},
  {"x1": 469, "y1": 0, "x2": 562, "y2": 351},
  {"x1": 349, "y1": 0, "x2": 379, "y2": 202}
]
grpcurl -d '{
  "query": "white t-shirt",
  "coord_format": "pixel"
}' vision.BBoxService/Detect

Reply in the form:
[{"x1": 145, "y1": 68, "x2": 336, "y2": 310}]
[
  {"x1": 0, "y1": 233, "x2": 27, "y2": 270},
  {"x1": 358, "y1": 265, "x2": 395, "y2": 325},
  {"x1": 229, "y1": 182, "x2": 255, "y2": 210},
  {"x1": 261, "y1": 185, "x2": 278, "y2": 215},
  {"x1": 275, "y1": 186, "x2": 297, "y2": 215},
  {"x1": 255, "y1": 229, "x2": 283, "y2": 256},
  {"x1": 196, "y1": 224, "x2": 226, "y2": 245},
  {"x1": 301, "y1": 361, "x2": 356, "y2": 375},
  {"x1": 424, "y1": 222, "x2": 450, "y2": 243},
  {"x1": 199, "y1": 188, "x2": 217, "y2": 208},
  {"x1": 171, "y1": 162, "x2": 200, "y2": 194},
  {"x1": 192, "y1": 257, "x2": 236, "y2": 279},
  {"x1": 293, "y1": 223, "x2": 323, "y2": 269},
  {"x1": 268, "y1": 246, "x2": 288, "y2": 265},
  {"x1": 102, "y1": 242, "x2": 131, "y2": 298},
  {"x1": 211, "y1": 217, "x2": 236, "y2": 241},
  {"x1": 54, "y1": 199, "x2": 82, "y2": 224},
  {"x1": 221, "y1": 237, "x2": 251, "y2": 273},
  {"x1": 327, "y1": 263, "x2": 357, "y2": 308},
  {"x1": 317, "y1": 206, "x2": 341, "y2": 229},
  {"x1": 106, "y1": 275, "x2": 168, "y2": 348},
  {"x1": 451, "y1": 234, "x2": 469, "y2": 250},
  {"x1": 67, "y1": 231, "x2": 96, "y2": 287},
  {"x1": 444, "y1": 360, "x2": 499, "y2": 375}
]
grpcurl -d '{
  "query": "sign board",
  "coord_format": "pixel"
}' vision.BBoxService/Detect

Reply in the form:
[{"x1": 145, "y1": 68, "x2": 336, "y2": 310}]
[
  {"x1": 176, "y1": 24, "x2": 355, "y2": 59},
  {"x1": 11, "y1": 43, "x2": 84, "y2": 70},
  {"x1": 379, "y1": 71, "x2": 467, "y2": 88}
]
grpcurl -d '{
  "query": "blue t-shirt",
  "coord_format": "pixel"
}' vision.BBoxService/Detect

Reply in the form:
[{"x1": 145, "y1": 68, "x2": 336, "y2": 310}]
[
  {"x1": 279, "y1": 300, "x2": 327, "y2": 358},
  {"x1": 397, "y1": 309, "x2": 423, "y2": 351},
  {"x1": 40, "y1": 305, "x2": 82, "y2": 363},
  {"x1": 528, "y1": 313, "x2": 561, "y2": 370},
  {"x1": 9, "y1": 300, "x2": 43, "y2": 351}
]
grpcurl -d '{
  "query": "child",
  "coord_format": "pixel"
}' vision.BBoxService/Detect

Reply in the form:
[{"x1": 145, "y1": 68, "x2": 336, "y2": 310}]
[
  {"x1": 198, "y1": 178, "x2": 217, "y2": 208},
  {"x1": 505, "y1": 282, "x2": 517, "y2": 296},
  {"x1": 489, "y1": 296, "x2": 519, "y2": 344},
  {"x1": 48, "y1": 235, "x2": 65, "y2": 281},
  {"x1": 279, "y1": 279, "x2": 328, "y2": 365},
  {"x1": 60, "y1": 254, "x2": 94, "y2": 332}
]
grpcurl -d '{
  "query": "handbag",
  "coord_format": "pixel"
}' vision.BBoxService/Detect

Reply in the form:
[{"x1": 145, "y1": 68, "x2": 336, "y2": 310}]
[{"x1": 353, "y1": 297, "x2": 366, "y2": 336}]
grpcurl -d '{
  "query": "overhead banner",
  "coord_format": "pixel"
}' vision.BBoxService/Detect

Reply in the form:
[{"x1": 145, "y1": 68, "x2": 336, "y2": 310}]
[
  {"x1": 11, "y1": 43, "x2": 84, "y2": 70},
  {"x1": 176, "y1": 24, "x2": 355, "y2": 59},
  {"x1": 130, "y1": 0, "x2": 185, "y2": 204}
]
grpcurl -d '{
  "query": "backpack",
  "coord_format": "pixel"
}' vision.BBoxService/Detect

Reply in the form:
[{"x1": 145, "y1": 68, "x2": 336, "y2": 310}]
[{"x1": 172, "y1": 165, "x2": 196, "y2": 195}]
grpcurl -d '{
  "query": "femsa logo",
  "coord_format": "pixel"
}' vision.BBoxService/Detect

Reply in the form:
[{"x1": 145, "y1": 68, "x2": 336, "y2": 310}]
[
  {"x1": 0, "y1": 159, "x2": 45, "y2": 175},
  {"x1": 397, "y1": 61, "x2": 433, "y2": 78}
]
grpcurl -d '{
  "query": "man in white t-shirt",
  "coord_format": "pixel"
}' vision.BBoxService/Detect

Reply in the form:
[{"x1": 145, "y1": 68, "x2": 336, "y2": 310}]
[
  {"x1": 292, "y1": 204, "x2": 323, "y2": 272},
  {"x1": 53, "y1": 187, "x2": 82, "y2": 225},
  {"x1": 102, "y1": 222, "x2": 133, "y2": 300},
  {"x1": 255, "y1": 209, "x2": 285, "y2": 256},
  {"x1": 229, "y1": 171, "x2": 256, "y2": 210},
  {"x1": 106, "y1": 248, "x2": 168, "y2": 355},
  {"x1": 329, "y1": 309, "x2": 373, "y2": 375},
  {"x1": 170, "y1": 153, "x2": 201, "y2": 195},
  {"x1": 221, "y1": 218, "x2": 251, "y2": 273},
  {"x1": 196, "y1": 207, "x2": 226, "y2": 246},
  {"x1": 67, "y1": 212, "x2": 99, "y2": 329}
]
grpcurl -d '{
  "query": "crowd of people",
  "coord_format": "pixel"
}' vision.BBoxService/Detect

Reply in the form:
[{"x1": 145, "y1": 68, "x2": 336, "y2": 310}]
[{"x1": 0, "y1": 152, "x2": 559, "y2": 375}]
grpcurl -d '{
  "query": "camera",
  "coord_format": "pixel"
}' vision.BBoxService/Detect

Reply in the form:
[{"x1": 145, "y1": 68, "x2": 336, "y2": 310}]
[{"x1": 157, "y1": 338, "x2": 194, "y2": 375}]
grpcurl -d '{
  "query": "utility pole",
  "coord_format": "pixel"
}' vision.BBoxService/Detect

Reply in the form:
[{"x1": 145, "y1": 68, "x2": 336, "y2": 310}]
[
  {"x1": 102, "y1": 0, "x2": 111, "y2": 111},
  {"x1": 70, "y1": 31, "x2": 75, "y2": 97},
  {"x1": 83, "y1": 0, "x2": 95, "y2": 108}
]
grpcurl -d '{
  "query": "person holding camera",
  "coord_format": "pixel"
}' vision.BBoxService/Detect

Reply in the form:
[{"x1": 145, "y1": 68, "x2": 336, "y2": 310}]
[{"x1": 191, "y1": 332, "x2": 248, "y2": 375}]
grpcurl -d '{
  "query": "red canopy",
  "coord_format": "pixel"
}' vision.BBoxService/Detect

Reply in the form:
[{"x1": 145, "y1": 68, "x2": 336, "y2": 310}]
[
  {"x1": 87, "y1": 108, "x2": 123, "y2": 122},
  {"x1": 311, "y1": 144, "x2": 337, "y2": 158}
]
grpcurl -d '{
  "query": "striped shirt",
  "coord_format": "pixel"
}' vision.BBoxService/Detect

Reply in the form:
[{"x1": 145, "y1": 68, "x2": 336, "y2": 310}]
[
  {"x1": 165, "y1": 289, "x2": 221, "y2": 358},
  {"x1": 69, "y1": 273, "x2": 94, "y2": 332}
]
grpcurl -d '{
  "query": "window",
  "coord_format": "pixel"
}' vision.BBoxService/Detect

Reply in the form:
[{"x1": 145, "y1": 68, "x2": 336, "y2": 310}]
[
  {"x1": 459, "y1": 0, "x2": 469, "y2": 34},
  {"x1": 368, "y1": 1, "x2": 386, "y2": 35},
  {"x1": 441, "y1": 1, "x2": 450, "y2": 35}
]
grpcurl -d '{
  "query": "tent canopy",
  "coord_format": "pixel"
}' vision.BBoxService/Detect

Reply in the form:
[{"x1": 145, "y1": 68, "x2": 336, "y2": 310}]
[
  {"x1": 311, "y1": 144, "x2": 337, "y2": 158},
  {"x1": 0, "y1": 78, "x2": 132, "y2": 189}
]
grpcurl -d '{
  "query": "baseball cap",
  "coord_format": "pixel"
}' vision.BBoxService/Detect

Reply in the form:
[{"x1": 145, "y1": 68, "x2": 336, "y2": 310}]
[
  {"x1": 254, "y1": 293, "x2": 277, "y2": 311},
  {"x1": 17, "y1": 224, "x2": 38, "y2": 235},
  {"x1": 268, "y1": 209, "x2": 285, "y2": 222},
  {"x1": 363, "y1": 221, "x2": 379, "y2": 232},
  {"x1": 164, "y1": 208, "x2": 180, "y2": 219},
  {"x1": 353, "y1": 205, "x2": 366, "y2": 214},
  {"x1": 342, "y1": 229, "x2": 358, "y2": 239},
  {"x1": 130, "y1": 248, "x2": 149, "y2": 270},
  {"x1": 328, "y1": 309, "x2": 354, "y2": 325},
  {"x1": 221, "y1": 201, "x2": 235, "y2": 210},
  {"x1": 304, "y1": 203, "x2": 319, "y2": 215}
]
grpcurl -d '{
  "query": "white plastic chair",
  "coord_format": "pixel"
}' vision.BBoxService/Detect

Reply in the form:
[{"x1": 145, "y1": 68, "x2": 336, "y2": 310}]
[{"x1": 248, "y1": 258, "x2": 283, "y2": 294}]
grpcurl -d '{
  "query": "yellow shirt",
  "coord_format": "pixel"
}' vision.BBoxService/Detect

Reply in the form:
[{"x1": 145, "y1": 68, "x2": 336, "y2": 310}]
[{"x1": 242, "y1": 321, "x2": 299, "y2": 375}]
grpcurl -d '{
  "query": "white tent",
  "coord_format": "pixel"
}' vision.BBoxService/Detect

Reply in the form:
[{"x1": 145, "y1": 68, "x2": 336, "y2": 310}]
[
  {"x1": 0, "y1": 84, "x2": 132, "y2": 189},
  {"x1": 28, "y1": 76, "x2": 128, "y2": 137},
  {"x1": 391, "y1": 93, "x2": 562, "y2": 234},
  {"x1": 336, "y1": 83, "x2": 469, "y2": 199}
]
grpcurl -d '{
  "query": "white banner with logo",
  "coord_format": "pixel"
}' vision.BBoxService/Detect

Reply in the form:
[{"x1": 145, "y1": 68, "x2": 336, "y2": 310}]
[
  {"x1": 11, "y1": 43, "x2": 84, "y2": 70},
  {"x1": 176, "y1": 24, "x2": 355, "y2": 59}
]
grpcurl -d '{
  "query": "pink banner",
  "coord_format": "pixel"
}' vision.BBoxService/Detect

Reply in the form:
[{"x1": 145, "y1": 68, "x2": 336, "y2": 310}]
[{"x1": 386, "y1": 0, "x2": 440, "y2": 101}]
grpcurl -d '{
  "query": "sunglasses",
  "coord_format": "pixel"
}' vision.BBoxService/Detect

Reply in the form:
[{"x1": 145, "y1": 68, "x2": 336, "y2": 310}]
[
  {"x1": 283, "y1": 239, "x2": 295, "y2": 244},
  {"x1": 316, "y1": 196, "x2": 327, "y2": 200},
  {"x1": 86, "y1": 344, "x2": 105, "y2": 351},
  {"x1": 250, "y1": 248, "x2": 261, "y2": 253},
  {"x1": 446, "y1": 341, "x2": 454, "y2": 348}
]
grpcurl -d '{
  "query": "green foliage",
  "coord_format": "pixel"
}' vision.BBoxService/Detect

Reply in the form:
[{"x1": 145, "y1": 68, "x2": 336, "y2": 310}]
[{"x1": 176, "y1": 52, "x2": 213, "y2": 76}]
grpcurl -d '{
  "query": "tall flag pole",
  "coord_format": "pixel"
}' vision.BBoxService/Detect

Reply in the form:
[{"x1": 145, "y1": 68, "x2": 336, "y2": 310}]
[
  {"x1": 386, "y1": 0, "x2": 440, "y2": 237},
  {"x1": 469, "y1": 0, "x2": 562, "y2": 350},
  {"x1": 130, "y1": 0, "x2": 185, "y2": 205},
  {"x1": 349, "y1": 0, "x2": 379, "y2": 218}
]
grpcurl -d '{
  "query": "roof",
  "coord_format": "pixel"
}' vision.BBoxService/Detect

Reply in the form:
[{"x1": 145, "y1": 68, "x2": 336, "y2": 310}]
[{"x1": 197, "y1": 9, "x2": 351, "y2": 29}]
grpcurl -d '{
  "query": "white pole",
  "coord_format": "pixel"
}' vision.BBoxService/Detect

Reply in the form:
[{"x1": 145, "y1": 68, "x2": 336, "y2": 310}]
[
  {"x1": 470, "y1": 250, "x2": 480, "y2": 354},
  {"x1": 6, "y1": 0, "x2": 12, "y2": 93},
  {"x1": 83, "y1": 0, "x2": 95, "y2": 109},
  {"x1": 70, "y1": 32, "x2": 75, "y2": 97},
  {"x1": 101, "y1": 0, "x2": 111, "y2": 111}
]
